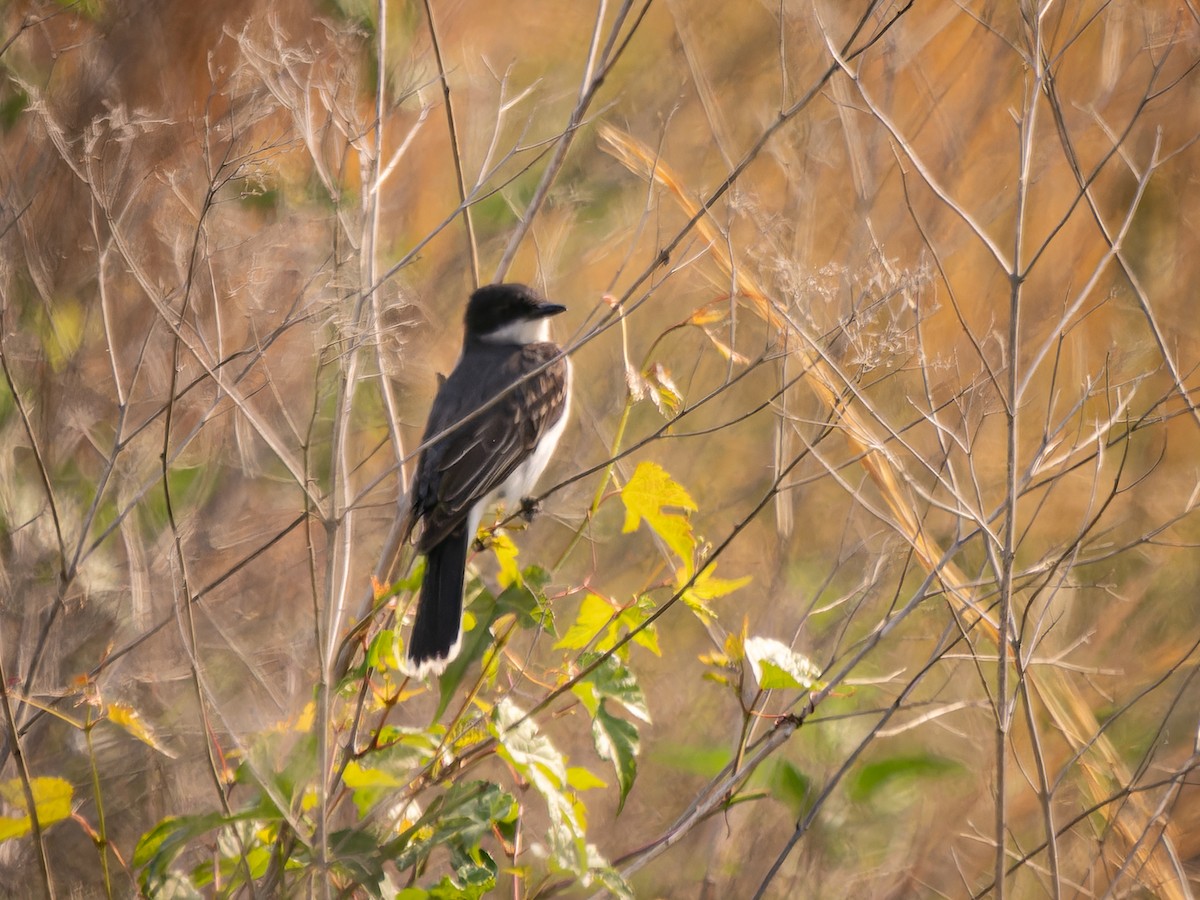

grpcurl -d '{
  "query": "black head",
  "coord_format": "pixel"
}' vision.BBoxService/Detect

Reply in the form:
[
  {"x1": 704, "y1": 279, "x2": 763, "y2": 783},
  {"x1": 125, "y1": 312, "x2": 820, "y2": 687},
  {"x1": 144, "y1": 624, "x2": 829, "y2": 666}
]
[{"x1": 463, "y1": 283, "x2": 566, "y2": 340}]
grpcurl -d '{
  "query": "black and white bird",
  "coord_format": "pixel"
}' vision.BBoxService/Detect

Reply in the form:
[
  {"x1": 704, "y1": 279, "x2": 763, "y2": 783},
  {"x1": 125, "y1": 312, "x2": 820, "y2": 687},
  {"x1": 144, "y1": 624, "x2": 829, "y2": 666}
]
[{"x1": 405, "y1": 283, "x2": 571, "y2": 676}]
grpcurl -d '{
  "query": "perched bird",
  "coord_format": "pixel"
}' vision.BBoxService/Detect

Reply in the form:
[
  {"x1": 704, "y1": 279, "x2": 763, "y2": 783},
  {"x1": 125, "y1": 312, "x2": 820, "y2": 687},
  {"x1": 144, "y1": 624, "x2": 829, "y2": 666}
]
[{"x1": 405, "y1": 283, "x2": 571, "y2": 676}]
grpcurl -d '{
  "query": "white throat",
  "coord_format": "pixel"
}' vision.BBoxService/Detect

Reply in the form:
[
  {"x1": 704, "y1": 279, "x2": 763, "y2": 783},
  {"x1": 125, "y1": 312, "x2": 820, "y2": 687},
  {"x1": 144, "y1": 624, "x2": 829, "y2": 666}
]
[{"x1": 481, "y1": 317, "x2": 551, "y2": 345}]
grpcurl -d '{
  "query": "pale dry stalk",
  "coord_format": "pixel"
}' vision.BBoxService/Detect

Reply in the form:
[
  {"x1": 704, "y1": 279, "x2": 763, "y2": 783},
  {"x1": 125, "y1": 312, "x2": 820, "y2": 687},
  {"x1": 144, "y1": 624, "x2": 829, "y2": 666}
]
[{"x1": 599, "y1": 123, "x2": 1188, "y2": 898}]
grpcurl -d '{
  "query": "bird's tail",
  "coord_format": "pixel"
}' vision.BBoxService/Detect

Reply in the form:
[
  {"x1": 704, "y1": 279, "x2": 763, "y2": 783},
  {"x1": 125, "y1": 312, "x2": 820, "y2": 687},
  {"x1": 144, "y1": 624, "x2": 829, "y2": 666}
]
[{"x1": 407, "y1": 527, "x2": 468, "y2": 676}]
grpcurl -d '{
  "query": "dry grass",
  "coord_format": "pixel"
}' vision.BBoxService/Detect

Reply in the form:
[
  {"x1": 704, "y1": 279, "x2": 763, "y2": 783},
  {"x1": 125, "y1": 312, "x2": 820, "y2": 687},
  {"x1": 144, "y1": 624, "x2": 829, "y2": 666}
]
[{"x1": 1, "y1": 0, "x2": 1199, "y2": 896}]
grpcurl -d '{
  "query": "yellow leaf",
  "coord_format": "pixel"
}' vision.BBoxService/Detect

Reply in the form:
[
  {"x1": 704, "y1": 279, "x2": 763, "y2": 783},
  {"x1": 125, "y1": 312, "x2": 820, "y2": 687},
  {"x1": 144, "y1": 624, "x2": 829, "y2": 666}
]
[
  {"x1": 107, "y1": 702, "x2": 177, "y2": 758},
  {"x1": 688, "y1": 305, "x2": 729, "y2": 326},
  {"x1": 342, "y1": 760, "x2": 405, "y2": 790},
  {"x1": 293, "y1": 702, "x2": 316, "y2": 733},
  {"x1": 621, "y1": 601, "x2": 662, "y2": 656},
  {"x1": 567, "y1": 766, "x2": 608, "y2": 791},
  {"x1": 491, "y1": 530, "x2": 522, "y2": 588},
  {"x1": 723, "y1": 625, "x2": 746, "y2": 662},
  {"x1": 621, "y1": 461, "x2": 697, "y2": 565},
  {"x1": 42, "y1": 298, "x2": 86, "y2": 371},
  {"x1": 0, "y1": 777, "x2": 73, "y2": 842},
  {"x1": 677, "y1": 562, "x2": 752, "y2": 622},
  {"x1": 555, "y1": 594, "x2": 618, "y2": 651},
  {"x1": 300, "y1": 787, "x2": 319, "y2": 812}
]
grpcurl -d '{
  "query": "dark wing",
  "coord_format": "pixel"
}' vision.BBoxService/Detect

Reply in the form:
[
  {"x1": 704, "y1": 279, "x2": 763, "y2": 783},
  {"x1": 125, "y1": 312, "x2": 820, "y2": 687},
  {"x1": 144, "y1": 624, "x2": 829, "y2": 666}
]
[{"x1": 413, "y1": 341, "x2": 567, "y2": 550}]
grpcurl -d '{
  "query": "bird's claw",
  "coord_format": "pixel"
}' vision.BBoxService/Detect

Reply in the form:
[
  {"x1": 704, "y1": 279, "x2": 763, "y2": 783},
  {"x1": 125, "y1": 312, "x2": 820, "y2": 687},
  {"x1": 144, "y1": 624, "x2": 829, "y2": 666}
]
[{"x1": 519, "y1": 496, "x2": 540, "y2": 522}]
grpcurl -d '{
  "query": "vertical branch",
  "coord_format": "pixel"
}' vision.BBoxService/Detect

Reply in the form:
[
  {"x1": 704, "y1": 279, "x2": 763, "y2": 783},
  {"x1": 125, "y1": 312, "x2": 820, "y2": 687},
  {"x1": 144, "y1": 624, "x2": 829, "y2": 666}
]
[
  {"x1": 995, "y1": 6, "x2": 1044, "y2": 895},
  {"x1": 366, "y1": 0, "x2": 409, "y2": 491},
  {"x1": 1019, "y1": 679, "x2": 1061, "y2": 898},
  {"x1": 493, "y1": 0, "x2": 647, "y2": 281},
  {"x1": 0, "y1": 322, "x2": 67, "y2": 570},
  {"x1": 0, "y1": 311, "x2": 70, "y2": 743},
  {"x1": 423, "y1": 0, "x2": 480, "y2": 288},
  {"x1": 162, "y1": 121, "x2": 234, "y2": 817},
  {"x1": 0, "y1": 634, "x2": 55, "y2": 898}
]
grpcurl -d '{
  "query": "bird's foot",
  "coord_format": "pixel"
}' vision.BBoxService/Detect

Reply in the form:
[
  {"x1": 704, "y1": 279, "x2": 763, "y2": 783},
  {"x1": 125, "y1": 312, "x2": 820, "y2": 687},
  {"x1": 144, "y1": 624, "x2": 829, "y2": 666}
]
[{"x1": 519, "y1": 496, "x2": 541, "y2": 523}]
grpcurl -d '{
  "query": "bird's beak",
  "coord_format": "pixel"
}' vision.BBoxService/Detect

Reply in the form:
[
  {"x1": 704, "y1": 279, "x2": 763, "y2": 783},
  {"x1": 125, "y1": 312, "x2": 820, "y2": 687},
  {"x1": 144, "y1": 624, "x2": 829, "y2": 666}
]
[{"x1": 536, "y1": 302, "x2": 567, "y2": 318}]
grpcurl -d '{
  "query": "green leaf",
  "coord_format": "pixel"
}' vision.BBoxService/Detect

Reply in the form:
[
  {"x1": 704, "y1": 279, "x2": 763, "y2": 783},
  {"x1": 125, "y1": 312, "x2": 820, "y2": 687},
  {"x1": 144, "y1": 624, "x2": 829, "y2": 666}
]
[
  {"x1": 652, "y1": 743, "x2": 731, "y2": 779},
  {"x1": 491, "y1": 700, "x2": 587, "y2": 872},
  {"x1": 342, "y1": 760, "x2": 406, "y2": 818},
  {"x1": 493, "y1": 700, "x2": 568, "y2": 788},
  {"x1": 848, "y1": 754, "x2": 964, "y2": 803},
  {"x1": 573, "y1": 659, "x2": 646, "y2": 814},
  {"x1": 385, "y1": 781, "x2": 517, "y2": 879},
  {"x1": 590, "y1": 863, "x2": 636, "y2": 900},
  {"x1": 189, "y1": 834, "x2": 273, "y2": 890},
  {"x1": 744, "y1": 637, "x2": 822, "y2": 691},
  {"x1": 342, "y1": 727, "x2": 442, "y2": 818},
  {"x1": 767, "y1": 760, "x2": 812, "y2": 819},
  {"x1": 366, "y1": 628, "x2": 404, "y2": 672},
  {"x1": 0, "y1": 777, "x2": 73, "y2": 842},
  {"x1": 140, "y1": 872, "x2": 203, "y2": 898},
  {"x1": 591, "y1": 702, "x2": 639, "y2": 814},
  {"x1": 326, "y1": 827, "x2": 389, "y2": 894},
  {"x1": 578, "y1": 655, "x2": 650, "y2": 723},
  {"x1": 0, "y1": 86, "x2": 28, "y2": 132},
  {"x1": 435, "y1": 567, "x2": 551, "y2": 719},
  {"x1": 427, "y1": 871, "x2": 492, "y2": 900},
  {"x1": 443, "y1": 844, "x2": 499, "y2": 897},
  {"x1": 134, "y1": 811, "x2": 235, "y2": 887},
  {"x1": 620, "y1": 461, "x2": 697, "y2": 567}
]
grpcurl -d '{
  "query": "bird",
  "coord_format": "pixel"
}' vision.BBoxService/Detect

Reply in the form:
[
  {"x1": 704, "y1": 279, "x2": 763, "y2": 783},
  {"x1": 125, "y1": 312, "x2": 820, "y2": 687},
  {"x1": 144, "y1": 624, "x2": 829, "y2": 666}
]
[{"x1": 404, "y1": 282, "x2": 571, "y2": 676}]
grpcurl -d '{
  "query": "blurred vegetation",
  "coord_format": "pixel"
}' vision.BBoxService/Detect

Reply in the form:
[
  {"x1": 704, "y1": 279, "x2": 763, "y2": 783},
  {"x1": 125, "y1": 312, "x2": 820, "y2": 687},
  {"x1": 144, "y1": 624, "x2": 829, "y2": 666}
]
[{"x1": 1, "y1": 0, "x2": 1199, "y2": 897}]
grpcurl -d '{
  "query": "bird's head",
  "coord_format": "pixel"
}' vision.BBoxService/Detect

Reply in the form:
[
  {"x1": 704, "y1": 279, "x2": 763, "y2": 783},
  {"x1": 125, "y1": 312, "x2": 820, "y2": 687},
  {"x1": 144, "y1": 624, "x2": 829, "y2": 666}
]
[{"x1": 464, "y1": 283, "x2": 566, "y2": 345}]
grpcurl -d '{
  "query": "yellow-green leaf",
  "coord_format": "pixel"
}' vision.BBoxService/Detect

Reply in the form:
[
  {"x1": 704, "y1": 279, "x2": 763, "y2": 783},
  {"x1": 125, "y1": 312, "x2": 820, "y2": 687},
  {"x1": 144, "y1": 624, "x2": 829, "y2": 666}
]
[
  {"x1": 556, "y1": 595, "x2": 660, "y2": 657},
  {"x1": 676, "y1": 563, "x2": 751, "y2": 623},
  {"x1": 618, "y1": 601, "x2": 661, "y2": 657},
  {"x1": 0, "y1": 777, "x2": 73, "y2": 841},
  {"x1": 744, "y1": 637, "x2": 822, "y2": 691},
  {"x1": 567, "y1": 766, "x2": 607, "y2": 791},
  {"x1": 491, "y1": 530, "x2": 522, "y2": 589},
  {"x1": 342, "y1": 760, "x2": 405, "y2": 790},
  {"x1": 555, "y1": 594, "x2": 618, "y2": 652},
  {"x1": 42, "y1": 298, "x2": 86, "y2": 371},
  {"x1": 687, "y1": 563, "x2": 751, "y2": 600},
  {"x1": 621, "y1": 462, "x2": 697, "y2": 565},
  {"x1": 644, "y1": 363, "x2": 682, "y2": 416}
]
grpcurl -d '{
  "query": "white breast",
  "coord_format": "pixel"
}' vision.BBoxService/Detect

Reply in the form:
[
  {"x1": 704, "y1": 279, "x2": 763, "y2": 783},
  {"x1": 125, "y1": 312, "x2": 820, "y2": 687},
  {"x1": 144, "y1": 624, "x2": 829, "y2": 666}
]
[{"x1": 491, "y1": 357, "x2": 571, "y2": 509}]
